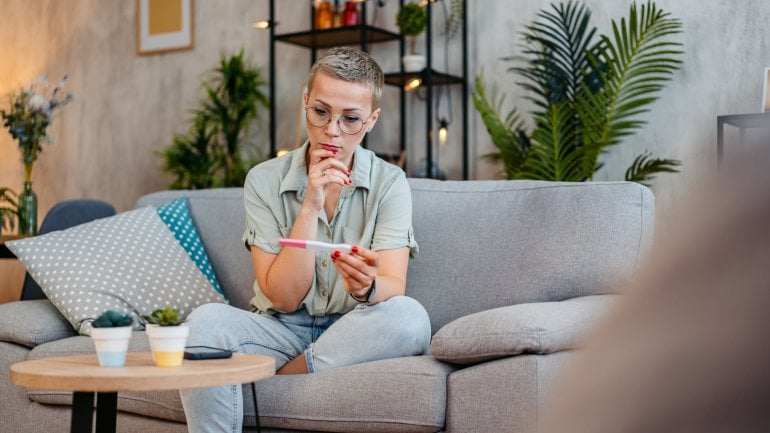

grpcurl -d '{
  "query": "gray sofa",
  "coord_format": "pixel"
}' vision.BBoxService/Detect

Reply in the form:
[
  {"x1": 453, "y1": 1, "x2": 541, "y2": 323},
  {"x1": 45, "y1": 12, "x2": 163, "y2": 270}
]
[{"x1": 0, "y1": 179, "x2": 654, "y2": 433}]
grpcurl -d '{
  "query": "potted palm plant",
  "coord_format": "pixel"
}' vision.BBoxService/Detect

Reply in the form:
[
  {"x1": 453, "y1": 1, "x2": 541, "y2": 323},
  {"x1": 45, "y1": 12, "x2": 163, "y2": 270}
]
[
  {"x1": 473, "y1": 1, "x2": 683, "y2": 185},
  {"x1": 160, "y1": 50, "x2": 268, "y2": 189},
  {"x1": 90, "y1": 310, "x2": 134, "y2": 367},
  {"x1": 144, "y1": 306, "x2": 188, "y2": 367},
  {"x1": 396, "y1": 2, "x2": 428, "y2": 72}
]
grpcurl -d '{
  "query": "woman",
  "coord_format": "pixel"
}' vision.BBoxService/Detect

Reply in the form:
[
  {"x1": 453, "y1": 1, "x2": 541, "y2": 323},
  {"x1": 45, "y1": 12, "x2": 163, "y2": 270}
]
[{"x1": 180, "y1": 47, "x2": 431, "y2": 433}]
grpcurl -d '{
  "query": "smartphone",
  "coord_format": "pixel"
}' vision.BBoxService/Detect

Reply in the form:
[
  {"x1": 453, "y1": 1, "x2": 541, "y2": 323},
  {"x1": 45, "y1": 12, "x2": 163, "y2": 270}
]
[{"x1": 183, "y1": 345, "x2": 233, "y2": 360}]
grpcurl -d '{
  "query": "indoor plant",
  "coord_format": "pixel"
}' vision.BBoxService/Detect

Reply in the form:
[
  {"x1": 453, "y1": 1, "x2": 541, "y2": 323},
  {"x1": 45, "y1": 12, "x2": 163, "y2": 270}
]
[
  {"x1": 160, "y1": 50, "x2": 268, "y2": 189},
  {"x1": 0, "y1": 187, "x2": 17, "y2": 235},
  {"x1": 0, "y1": 75, "x2": 73, "y2": 234},
  {"x1": 473, "y1": 1, "x2": 682, "y2": 185},
  {"x1": 90, "y1": 309, "x2": 134, "y2": 368},
  {"x1": 144, "y1": 306, "x2": 189, "y2": 367},
  {"x1": 396, "y1": 2, "x2": 428, "y2": 72}
]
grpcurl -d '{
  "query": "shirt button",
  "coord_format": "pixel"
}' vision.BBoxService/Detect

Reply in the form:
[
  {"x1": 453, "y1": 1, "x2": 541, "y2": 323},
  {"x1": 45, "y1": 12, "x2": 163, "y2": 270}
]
[
  {"x1": 321, "y1": 290, "x2": 327, "y2": 297},
  {"x1": 322, "y1": 260, "x2": 328, "y2": 268},
  {"x1": 325, "y1": 228, "x2": 332, "y2": 237}
]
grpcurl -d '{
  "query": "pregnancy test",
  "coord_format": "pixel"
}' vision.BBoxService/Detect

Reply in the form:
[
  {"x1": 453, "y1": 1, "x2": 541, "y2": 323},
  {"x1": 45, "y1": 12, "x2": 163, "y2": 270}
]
[{"x1": 278, "y1": 238, "x2": 353, "y2": 253}]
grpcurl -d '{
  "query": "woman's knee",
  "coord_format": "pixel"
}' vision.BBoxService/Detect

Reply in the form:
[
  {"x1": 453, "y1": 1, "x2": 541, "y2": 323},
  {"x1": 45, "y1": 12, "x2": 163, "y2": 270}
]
[
  {"x1": 376, "y1": 296, "x2": 432, "y2": 352},
  {"x1": 182, "y1": 303, "x2": 239, "y2": 345}
]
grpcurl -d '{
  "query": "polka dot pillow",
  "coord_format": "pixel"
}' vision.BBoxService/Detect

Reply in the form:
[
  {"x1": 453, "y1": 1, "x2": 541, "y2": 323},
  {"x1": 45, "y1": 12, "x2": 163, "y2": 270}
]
[
  {"x1": 156, "y1": 197, "x2": 226, "y2": 300},
  {"x1": 6, "y1": 207, "x2": 225, "y2": 335}
]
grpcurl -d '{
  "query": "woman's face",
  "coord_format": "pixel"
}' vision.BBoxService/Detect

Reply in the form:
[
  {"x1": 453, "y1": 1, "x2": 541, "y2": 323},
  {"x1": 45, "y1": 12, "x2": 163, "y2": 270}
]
[{"x1": 304, "y1": 72, "x2": 380, "y2": 168}]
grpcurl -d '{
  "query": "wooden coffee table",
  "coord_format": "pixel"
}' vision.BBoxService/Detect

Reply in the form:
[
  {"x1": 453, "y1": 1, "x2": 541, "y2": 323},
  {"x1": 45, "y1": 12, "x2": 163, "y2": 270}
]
[{"x1": 10, "y1": 352, "x2": 275, "y2": 433}]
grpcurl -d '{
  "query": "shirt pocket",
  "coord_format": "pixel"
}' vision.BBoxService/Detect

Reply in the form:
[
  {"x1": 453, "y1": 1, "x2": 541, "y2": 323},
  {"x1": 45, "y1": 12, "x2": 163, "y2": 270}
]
[{"x1": 342, "y1": 226, "x2": 368, "y2": 249}]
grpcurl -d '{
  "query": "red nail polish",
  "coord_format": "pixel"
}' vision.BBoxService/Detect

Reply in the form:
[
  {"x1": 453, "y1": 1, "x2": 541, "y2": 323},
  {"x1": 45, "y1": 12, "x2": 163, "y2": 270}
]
[
  {"x1": 332, "y1": 250, "x2": 341, "y2": 259},
  {"x1": 351, "y1": 245, "x2": 359, "y2": 253}
]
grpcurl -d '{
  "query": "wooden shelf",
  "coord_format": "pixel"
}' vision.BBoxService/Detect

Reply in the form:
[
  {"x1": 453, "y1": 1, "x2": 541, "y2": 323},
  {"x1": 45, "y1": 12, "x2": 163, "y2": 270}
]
[
  {"x1": 275, "y1": 25, "x2": 400, "y2": 49},
  {"x1": 384, "y1": 69, "x2": 465, "y2": 87}
]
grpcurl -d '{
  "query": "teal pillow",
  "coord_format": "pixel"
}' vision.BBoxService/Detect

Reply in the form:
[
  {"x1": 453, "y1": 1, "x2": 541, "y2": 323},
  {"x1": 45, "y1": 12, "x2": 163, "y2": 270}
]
[{"x1": 156, "y1": 197, "x2": 227, "y2": 300}]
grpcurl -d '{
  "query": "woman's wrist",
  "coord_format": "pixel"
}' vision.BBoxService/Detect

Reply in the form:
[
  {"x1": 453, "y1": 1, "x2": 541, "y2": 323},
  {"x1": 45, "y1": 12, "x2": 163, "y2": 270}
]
[{"x1": 352, "y1": 278, "x2": 377, "y2": 304}]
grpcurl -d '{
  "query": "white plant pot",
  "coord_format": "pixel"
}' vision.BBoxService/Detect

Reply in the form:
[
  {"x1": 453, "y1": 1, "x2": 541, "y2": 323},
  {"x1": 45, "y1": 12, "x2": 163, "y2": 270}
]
[
  {"x1": 90, "y1": 326, "x2": 133, "y2": 367},
  {"x1": 402, "y1": 54, "x2": 426, "y2": 73},
  {"x1": 147, "y1": 324, "x2": 189, "y2": 367}
]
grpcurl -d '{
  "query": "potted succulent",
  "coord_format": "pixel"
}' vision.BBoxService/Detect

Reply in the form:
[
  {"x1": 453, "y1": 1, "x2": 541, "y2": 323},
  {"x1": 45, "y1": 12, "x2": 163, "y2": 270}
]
[
  {"x1": 0, "y1": 187, "x2": 17, "y2": 235},
  {"x1": 143, "y1": 306, "x2": 189, "y2": 367},
  {"x1": 90, "y1": 310, "x2": 134, "y2": 367},
  {"x1": 396, "y1": 2, "x2": 428, "y2": 72}
]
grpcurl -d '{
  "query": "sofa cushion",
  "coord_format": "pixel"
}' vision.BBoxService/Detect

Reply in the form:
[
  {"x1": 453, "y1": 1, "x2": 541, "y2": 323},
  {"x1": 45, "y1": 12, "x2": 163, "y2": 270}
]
[
  {"x1": 156, "y1": 197, "x2": 226, "y2": 300},
  {"x1": 136, "y1": 189, "x2": 255, "y2": 310},
  {"x1": 431, "y1": 295, "x2": 617, "y2": 365},
  {"x1": 405, "y1": 179, "x2": 654, "y2": 333},
  {"x1": 252, "y1": 356, "x2": 454, "y2": 432},
  {"x1": 0, "y1": 300, "x2": 76, "y2": 347},
  {"x1": 6, "y1": 207, "x2": 224, "y2": 335}
]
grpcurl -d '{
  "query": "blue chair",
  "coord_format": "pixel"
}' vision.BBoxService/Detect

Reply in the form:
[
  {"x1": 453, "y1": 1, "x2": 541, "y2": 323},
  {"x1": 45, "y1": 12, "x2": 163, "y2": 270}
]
[{"x1": 20, "y1": 199, "x2": 116, "y2": 300}]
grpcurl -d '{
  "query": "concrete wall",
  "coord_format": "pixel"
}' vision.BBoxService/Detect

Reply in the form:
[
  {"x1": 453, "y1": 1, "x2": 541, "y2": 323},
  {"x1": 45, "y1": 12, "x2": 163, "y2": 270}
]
[{"x1": 1, "y1": 0, "x2": 768, "y2": 297}]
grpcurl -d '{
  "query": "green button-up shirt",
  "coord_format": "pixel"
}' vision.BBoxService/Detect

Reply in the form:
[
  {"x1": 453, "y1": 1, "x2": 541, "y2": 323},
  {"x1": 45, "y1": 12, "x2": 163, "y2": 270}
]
[{"x1": 242, "y1": 141, "x2": 418, "y2": 316}]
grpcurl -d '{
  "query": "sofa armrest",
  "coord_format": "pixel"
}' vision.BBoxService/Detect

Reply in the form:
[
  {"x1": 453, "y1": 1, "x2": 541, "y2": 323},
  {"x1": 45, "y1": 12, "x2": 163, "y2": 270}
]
[
  {"x1": 0, "y1": 300, "x2": 76, "y2": 348},
  {"x1": 430, "y1": 294, "x2": 618, "y2": 365}
]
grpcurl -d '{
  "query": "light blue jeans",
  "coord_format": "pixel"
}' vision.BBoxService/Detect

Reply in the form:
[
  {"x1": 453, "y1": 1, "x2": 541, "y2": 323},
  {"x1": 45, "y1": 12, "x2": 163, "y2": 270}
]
[{"x1": 179, "y1": 296, "x2": 431, "y2": 433}]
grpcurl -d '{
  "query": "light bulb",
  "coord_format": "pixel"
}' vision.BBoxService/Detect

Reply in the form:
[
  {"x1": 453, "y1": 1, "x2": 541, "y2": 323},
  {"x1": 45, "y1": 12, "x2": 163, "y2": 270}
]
[
  {"x1": 252, "y1": 20, "x2": 271, "y2": 29},
  {"x1": 438, "y1": 120, "x2": 448, "y2": 145},
  {"x1": 404, "y1": 78, "x2": 422, "y2": 91},
  {"x1": 276, "y1": 148, "x2": 290, "y2": 157}
]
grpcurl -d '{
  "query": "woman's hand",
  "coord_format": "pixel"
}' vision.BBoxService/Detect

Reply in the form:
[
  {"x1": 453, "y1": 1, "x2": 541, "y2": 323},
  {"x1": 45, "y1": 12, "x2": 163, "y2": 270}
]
[
  {"x1": 331, "y1": 245, "x2": 379, "y2": 300},
  {"x1": 305, "y1": 147, "x2": 352, "y2": 212}
]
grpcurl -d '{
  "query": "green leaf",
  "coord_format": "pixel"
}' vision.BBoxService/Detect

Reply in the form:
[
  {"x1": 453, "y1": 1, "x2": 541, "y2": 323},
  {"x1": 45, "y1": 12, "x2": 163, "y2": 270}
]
[
  {"x1": 160, "y1": 50, "x2": 268, "y2": 189},
  {"x1": 143, "y1": 306, "x2": 184, "y2": 326},
  {"x1": 624, "y1": 151, "x2": 682, "y2": 186},
  {"x1": 472, "y1": 74, "x2": 530, "y2": 178},
  {"x1": 93, "y1": 309, "x2": 134, "y2": 328}
]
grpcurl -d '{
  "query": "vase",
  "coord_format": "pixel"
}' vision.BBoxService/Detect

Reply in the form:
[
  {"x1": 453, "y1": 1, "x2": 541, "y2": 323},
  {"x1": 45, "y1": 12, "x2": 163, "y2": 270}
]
[
  {"x1": 314, "y1": 0, "x2": 334, "y2": 29},
  {"x1": 17, "y1": 181, "x2": 37, "y2": 236},
  {"x1": 147, "y1": 324, "x2": 189, "y2": 367},
  {"x1": 343, "y1": 1, "x2": 359, "y2": 26},
  {"x1": 91, "y1": 326, "x2": 133, "y2": 367}
]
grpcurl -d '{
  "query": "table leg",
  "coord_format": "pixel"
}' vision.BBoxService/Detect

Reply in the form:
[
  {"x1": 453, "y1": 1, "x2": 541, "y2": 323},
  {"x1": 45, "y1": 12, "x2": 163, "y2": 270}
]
[
  {"x1": 96, "y1": 392, "x2": 118, "y2": 433},
  {"x1": 71, "y1": 392, "x2": 94, "y2": 433}
]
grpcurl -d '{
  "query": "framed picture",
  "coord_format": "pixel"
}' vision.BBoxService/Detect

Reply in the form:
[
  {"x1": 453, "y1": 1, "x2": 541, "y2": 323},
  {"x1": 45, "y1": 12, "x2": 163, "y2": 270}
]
[
  {"x1": 762, "y1": 67, "x2": 770, "y2": 113},
  {"x1": 136, "y1": 0, "x2": 194, "y2": 55}
]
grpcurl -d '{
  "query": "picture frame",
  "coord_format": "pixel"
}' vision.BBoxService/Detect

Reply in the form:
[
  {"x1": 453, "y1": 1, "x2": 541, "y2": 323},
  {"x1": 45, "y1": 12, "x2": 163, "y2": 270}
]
[
  {"x1": 762, "y1": 67, "x2": 770, "y2": 113},
  {"x1": 136, "y1": 0, "x2": 194, "y2": 55}
]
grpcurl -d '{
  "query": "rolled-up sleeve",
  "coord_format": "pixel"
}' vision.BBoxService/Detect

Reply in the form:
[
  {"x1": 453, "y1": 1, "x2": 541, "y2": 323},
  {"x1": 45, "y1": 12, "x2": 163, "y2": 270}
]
[
  {"x1": 371, "y1": 172, "x2": 419, "y2": 257},
  {"x1": 242, "y1": 171, "x2": 283, "y2": 254}
]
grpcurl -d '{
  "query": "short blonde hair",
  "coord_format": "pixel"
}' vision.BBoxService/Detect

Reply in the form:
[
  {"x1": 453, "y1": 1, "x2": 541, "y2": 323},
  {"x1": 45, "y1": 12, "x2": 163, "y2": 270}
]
[{"x1": 307, "y1": 47, "x2": 384, "y2": 110}]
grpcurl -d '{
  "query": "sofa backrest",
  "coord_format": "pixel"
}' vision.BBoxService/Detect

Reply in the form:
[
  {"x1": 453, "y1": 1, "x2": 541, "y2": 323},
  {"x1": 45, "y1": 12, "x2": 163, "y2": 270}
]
[
  {"x1": 137, "y1": 179, "x2": 654, "y2": 333},
  {"x1": 405, "y1": 179, "x2": 654, "y2": 332}
]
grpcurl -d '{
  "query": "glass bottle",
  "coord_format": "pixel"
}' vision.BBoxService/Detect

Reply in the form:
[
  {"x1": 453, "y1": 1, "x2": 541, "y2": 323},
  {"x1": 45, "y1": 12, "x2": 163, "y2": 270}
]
[
  {"x1": 333, "y1": 5, "x2": 343, "y2": 28},
  {"x1": 343, "y1": 1, "x2": 360, "y2": 26},
  {"x1": 315, "y1": 0, "x2": 334, "y2": 30},
  {"x1": 17, "y1": 181, "x2": 37, "y2": 236}
]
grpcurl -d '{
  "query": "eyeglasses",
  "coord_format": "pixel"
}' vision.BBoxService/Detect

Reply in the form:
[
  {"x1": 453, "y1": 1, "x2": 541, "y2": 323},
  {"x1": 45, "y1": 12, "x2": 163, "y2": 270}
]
[{"x1": 305, "y1": 106, "x2": 370, "y2": 135}]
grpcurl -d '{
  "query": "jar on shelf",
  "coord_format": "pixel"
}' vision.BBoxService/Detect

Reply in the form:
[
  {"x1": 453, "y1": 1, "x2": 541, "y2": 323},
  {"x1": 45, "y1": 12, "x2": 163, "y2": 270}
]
[
  {"x1": 315, "y1": 0, "x2": 334, "y2": 29},
  {"x1": 343, "y1": 1, "x2": 360, "y2": 26},
  {"x1": 333, "y1": 5, "x2": 343, "y2": 28}
]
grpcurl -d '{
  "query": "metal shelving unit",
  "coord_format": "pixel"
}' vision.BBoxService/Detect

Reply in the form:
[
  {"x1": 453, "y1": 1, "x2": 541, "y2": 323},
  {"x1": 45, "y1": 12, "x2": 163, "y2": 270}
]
[{"x1": 267, "y1": 0, "x2": 468, "y2": 179}]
